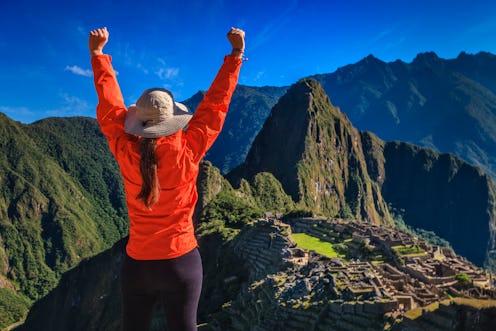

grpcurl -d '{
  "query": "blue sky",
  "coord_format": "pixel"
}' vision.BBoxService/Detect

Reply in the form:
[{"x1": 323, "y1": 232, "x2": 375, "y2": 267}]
[{"x1": 1, "y1": 0, "x2": 495, "y2": 123}]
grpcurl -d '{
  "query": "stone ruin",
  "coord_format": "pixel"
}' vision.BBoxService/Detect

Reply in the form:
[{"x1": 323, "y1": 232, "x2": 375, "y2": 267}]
[{"x1": 205, "y1": 217, "x2": 496, "y2": 330}]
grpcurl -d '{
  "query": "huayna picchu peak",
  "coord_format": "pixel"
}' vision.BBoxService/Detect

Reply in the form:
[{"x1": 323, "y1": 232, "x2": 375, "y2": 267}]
[{"x1": 228, "y1": 78, "x2": 391, "y2": 225}]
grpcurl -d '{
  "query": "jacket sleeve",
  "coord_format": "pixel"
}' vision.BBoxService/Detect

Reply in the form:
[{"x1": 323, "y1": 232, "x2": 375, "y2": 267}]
[
  {"x1": 91, "y1": 54, "x2": 127, "y2": 155},
  {"x1": 185, "y1": 55, "x2": 242, "y2": 163}
]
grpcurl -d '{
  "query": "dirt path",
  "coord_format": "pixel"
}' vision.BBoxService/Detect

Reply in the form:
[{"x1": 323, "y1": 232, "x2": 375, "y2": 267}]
[{"x1": 4, "y1": 319, "x2": 24, "y2": 331}]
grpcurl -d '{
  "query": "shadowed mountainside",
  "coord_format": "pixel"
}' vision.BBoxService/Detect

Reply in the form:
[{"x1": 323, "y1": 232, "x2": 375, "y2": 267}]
[
  {"x1": 312, "y1": 51, "x2": 496, "y2": 178},
  {"x1": 362, "y1": 132, "x2": 496, "y2": 269},
  {"x1": 183, "y1": 84, "x2": 287, "y2": 174}
]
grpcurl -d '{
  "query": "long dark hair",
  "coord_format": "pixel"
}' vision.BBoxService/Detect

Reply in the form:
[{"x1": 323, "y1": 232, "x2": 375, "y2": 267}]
[{"x1": 136, "y1": 138, "x2": 160, "y2": 209}]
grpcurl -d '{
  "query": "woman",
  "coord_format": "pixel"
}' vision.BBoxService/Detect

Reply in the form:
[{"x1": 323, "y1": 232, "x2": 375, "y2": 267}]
[{"x1": 89, "y1": 26, "x2": 245, "y2": 331}]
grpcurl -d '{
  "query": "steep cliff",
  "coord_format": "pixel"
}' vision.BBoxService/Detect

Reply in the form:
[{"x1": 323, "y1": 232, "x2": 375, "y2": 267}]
[{"x1": 183, "y1": 85, "x2": 287, "y2": 173}]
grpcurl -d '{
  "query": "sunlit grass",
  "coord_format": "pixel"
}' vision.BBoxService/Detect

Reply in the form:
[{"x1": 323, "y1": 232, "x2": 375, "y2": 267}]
[
  {"x1": 434, "y1": 251, "x2": 445, "y2": 261},
  {"x1": 291, "y1": 233, "x2": 345, "y2": 258},
  {"x1": 404, "y1": 301, "x2": 439, "y2": 320},
  {"x1": 392, "y1": 244, "x2": 425, "y2": 257},
  {"x1": 451, "y1": 297, "x2": 496, "y2": 309}
]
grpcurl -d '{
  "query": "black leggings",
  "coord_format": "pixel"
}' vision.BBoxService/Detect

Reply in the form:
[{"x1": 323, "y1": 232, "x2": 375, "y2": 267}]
[{"x1": 120, "y1": 248, "x2": 203, "y2": 331}]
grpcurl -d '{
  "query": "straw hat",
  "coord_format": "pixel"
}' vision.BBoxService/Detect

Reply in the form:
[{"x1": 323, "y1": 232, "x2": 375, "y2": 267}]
[{"x1": 124, "y1": 88, "x2": 192, "y2": 138}]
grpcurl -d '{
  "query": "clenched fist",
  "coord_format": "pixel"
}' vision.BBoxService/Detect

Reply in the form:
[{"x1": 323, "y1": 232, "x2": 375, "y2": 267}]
[
  {"x1": 89, "y1": 27, "x2": 109, "y2": 56},
  {"x1": 227, "y1": 27, "x2": 245, "y2": 58}
]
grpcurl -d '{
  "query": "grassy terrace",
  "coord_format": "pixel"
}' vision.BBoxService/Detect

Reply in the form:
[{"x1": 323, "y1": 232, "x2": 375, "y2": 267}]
[
  {"x1": 391, "y1": 244, "x2": 427, "y2": 258},
  {"x1": 291, "y1": 233, "x2": 345, "y2": 259}
]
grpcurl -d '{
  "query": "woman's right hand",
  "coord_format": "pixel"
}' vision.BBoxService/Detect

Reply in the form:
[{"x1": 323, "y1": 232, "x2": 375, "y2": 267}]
[{"x1": 89, "y1": 27, "x2": 109, "y2": 56}]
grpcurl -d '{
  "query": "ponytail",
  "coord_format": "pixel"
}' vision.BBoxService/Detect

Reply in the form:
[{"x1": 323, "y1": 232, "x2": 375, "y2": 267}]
[{"x1": 137, "y1": 138, "x2": 160, "y2": 209}]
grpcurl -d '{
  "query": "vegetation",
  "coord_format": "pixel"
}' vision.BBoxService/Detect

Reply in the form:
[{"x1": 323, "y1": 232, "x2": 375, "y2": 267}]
[
  {"x1": 391, "y1": 244, "x2": 426, "y2": 257},
  {"x1": 450, "y1": 297, "x2": 496, "y2": 309},
  {"x1": 200, "y1": 190, "x2": 263, "y2": 229},
  {"x1": 291, "y1": 233, "x2": 345, "y2": 258},
  {"x1": 453, "y1": 273, "x2": 472, "y2": 287},
  {"x1": 0, "y1": 115, "x2": 128, "y2": 308},
  {"x1": 227, "y1": 79, "x2": 393, "y2": 225},
  {"x1": 252, "y1": 172, "x2": 295, "y2": 213},
  {"x1": 0, "y1": 288, "x2": 31, "y2": 330},
  {"x1": 281, "y1": 208, "x2": 314, "y2": 220},
  {"x1": 404, "y1": 301, "x2": 439, "y2": 320}
]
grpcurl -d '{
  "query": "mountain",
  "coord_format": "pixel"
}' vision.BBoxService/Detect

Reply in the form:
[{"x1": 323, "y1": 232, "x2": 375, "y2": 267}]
[
  {"x1": 13, "y1": 238, "x2": 125, "y2": 331},
  {"x1": 0, "y1": 114, "x2": 127, "y2": 329},
  {"x1": 361, "y1": 132, "x2": 496, "y2": 269},
  {"x1": 311, "y1": 51, "x2": 496, "y2": 178},
  {"x1": 183, "y1": 85, "x2": 288, "y2": 174},
  {"x1": 192, "y1": 52, "x2": 496, "y2": 179},
  {"x1": 227, "y1": 79, "x2": 392, "y2": 225}
]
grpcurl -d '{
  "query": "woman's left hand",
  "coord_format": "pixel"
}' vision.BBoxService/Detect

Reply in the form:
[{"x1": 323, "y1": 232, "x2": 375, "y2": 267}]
[{"x1": 227, "y1": 27, "x2": 245, "y2": 53}]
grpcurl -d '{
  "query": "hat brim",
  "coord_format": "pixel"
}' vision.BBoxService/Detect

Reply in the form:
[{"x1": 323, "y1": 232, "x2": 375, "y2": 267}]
[{"x1": 124, "y1": 102, "x2": 192, "y2": 138}]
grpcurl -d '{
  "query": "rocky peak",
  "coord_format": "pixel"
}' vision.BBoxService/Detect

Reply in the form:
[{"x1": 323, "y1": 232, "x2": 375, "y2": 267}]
[{"x1": 412, "y1": 51, "x2": 445, "y2": 72}]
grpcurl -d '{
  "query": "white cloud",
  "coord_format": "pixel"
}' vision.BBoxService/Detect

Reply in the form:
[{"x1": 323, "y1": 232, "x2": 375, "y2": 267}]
[
  {"x1": 369, "y1": 27, "x2": 396, "y2": 45},
  {"x1": 155, "y1": 67, "x2": 180, "y2": 80},
  {"x1": 255, "y1": 71, "x2": 265, "y2": 80},
  {"x1": 65, "y1": 65, "x2": 92, "y2": 77}
]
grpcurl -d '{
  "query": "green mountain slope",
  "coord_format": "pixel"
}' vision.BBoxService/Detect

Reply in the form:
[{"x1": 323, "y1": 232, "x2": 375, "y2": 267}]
[{"x1": 0, "y1": 114, "x2": 127, "y2": 328}]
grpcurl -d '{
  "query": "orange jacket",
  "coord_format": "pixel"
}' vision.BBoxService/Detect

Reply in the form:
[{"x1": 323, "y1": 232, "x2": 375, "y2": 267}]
[{"x1": 92, "y1": 54, "x2": 242, "y2": 260}]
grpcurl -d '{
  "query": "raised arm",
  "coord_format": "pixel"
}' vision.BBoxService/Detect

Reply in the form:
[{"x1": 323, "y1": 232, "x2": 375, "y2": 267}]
[
  {"x1": 185, "y1": 28, "x2": 245, "y2": 163},
  {"x1": 89, "y1": 27, "x2": 127, "y2": 149}
]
